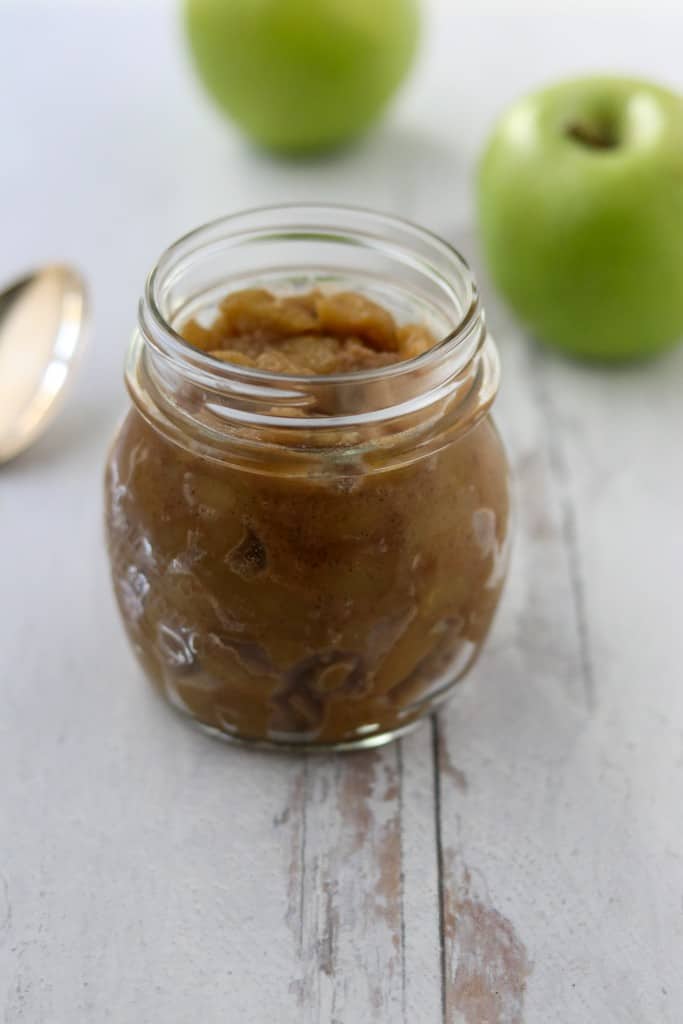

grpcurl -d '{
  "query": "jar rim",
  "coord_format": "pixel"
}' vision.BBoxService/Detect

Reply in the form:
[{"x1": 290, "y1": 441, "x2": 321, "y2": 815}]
[
  {"x1": 140, "y1": 203, "x2": 482, "y2": 389},
  {"x1": 131, "y1": 204, "x2": 498, "y2": 443}
]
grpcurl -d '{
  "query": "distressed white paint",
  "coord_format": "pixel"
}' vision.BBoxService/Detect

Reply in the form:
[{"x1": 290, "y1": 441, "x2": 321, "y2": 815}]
[{"x1": 2, "y1": 3, "x2": 683, "y2": 1022}]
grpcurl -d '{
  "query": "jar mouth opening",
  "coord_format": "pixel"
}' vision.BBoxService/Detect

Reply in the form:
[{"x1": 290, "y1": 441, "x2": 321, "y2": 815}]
[
  {"x1": 132, "y1": 204, "x2": 497, "y2": 438},
  {"x1": 140, "y1": 203, "x2": 482, "y2": 389}
]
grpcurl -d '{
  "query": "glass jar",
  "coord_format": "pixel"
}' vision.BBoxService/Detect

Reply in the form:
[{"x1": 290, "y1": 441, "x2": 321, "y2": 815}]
[{"x1": 105, "y1": 205, "x2": 511, "y2": 751}]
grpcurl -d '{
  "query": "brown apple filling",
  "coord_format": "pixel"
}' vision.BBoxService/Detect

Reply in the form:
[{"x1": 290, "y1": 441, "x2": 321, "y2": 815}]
[
  {"x1": 105, "y1": 288, "x2": 510, "y2": 746},
  {"x1": 181, "y1": 287, "x2": 438, "y2": 372}
]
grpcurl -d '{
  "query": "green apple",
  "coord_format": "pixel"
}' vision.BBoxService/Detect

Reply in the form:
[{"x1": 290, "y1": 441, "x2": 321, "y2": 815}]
[
  {"x1": 477, "y1": 76, "x2": 683, "y2": 360},
  {"x1": 184, "y1": 0, "x2": 419, "y2": 154}
]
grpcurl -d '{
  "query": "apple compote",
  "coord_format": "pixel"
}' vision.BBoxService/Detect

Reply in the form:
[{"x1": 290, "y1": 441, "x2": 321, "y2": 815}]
[{"x1": 104, "y1": 207, "x2": 511, "y2": 750}]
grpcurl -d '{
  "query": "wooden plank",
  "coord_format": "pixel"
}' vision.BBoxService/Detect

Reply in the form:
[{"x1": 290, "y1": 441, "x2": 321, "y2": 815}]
[
  {"x1": 433, "y1": 287, "x2": 683, "y2": 1022},
  {"x1": 284, "y1": 728, "x2": 441, "y2": 1023},
  {"x1": 400, "y1": 726, "x2": 444, "y2": 1023},
  {"x1": 536, "y1": 341, "x2": 683, "y2": 1021},
  {"x1": 432, "y1": 322, "x2": 566, "y2": 1024}
]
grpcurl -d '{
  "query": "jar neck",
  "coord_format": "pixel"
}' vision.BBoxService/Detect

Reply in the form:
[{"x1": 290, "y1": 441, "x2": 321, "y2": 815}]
[{"x1": 127, "y1": 206, "x2": 500, "y2": 468}]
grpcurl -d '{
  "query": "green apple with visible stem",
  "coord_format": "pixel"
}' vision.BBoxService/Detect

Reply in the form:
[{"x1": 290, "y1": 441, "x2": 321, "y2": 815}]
[
  {"x1": 184, "y1": 0, "x2": 419, "y2": 154},
  {"x1": 477, "y1": 76, "x2": 683, "y2": 361}
]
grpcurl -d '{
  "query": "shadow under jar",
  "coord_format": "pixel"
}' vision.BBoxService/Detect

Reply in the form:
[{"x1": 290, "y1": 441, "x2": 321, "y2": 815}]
[{"x1": 105, "y1": 205, "x2": 511, "y2": 751}]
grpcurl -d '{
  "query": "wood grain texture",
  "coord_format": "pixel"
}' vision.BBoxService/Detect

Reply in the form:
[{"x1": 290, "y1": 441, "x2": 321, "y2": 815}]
[
  {"x1": 290, "y1": 751, "x2": 404, "y2": 1019},
  {"x1": 2, "y1": 3, "x2": 683, "y2": 1022}
]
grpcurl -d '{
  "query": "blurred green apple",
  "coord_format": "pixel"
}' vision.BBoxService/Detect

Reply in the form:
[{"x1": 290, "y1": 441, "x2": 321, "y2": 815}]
[
  {"x1": 184, "y1": 0, "x2": 419, "y2": 154},
  {"x1": 477, "y1": 76, "x2": 683, "y2": 360}
]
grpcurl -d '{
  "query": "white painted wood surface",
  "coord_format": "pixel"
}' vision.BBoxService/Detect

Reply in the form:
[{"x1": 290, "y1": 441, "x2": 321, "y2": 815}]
[{"x1": 2, "y1": 4, "x2": 682, "y2": 1021}]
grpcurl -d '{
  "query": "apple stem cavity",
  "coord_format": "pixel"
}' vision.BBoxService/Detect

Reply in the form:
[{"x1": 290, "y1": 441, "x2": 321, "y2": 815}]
[{"x1": 566, "y1": 118, "x2": 619, "y2": 150}]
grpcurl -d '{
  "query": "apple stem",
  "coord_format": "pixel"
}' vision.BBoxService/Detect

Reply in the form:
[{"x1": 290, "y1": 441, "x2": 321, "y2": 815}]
[{"x1": 566, "y1": 120, "x2": 618, "y2": 150}]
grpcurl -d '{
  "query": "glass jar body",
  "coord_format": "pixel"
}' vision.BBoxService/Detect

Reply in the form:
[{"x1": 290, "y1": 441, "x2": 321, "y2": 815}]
[
  {"x1": 103, "y1": 205, "x2": 512, "y2": 750},
  {"x1": 105, "y1": 403, "x2": 510, "y2": 750}
]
